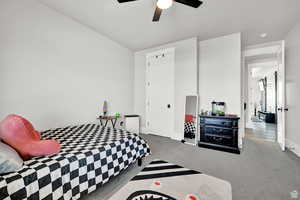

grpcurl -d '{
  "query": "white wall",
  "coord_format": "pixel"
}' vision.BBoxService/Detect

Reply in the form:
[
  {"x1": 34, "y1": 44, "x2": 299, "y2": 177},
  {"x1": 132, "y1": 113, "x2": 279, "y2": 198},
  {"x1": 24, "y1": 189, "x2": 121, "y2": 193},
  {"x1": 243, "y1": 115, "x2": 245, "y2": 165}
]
[
  {"x1": 134, "y1": 38, "x2": 198, "y2": 140},
  {"x1": 0, "y1": 0, "x2": 134, "y2": 130},
  {"x1": 198, "y1": 33, "x2": 241, "y2": 115},
  {"x1": 285, "y1": 21, "x2": 300, "y2": 156},
  {"x1": 198, "y1": 33, "x2": 243, "y2": 145}
]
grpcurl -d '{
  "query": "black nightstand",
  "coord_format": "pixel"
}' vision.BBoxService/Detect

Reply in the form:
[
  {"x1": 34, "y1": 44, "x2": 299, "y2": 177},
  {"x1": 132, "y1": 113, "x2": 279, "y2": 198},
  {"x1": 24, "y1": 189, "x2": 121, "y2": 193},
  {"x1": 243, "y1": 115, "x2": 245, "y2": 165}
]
[{"x1": 198, "y1": 115, "x2": 240, "y2": 154}]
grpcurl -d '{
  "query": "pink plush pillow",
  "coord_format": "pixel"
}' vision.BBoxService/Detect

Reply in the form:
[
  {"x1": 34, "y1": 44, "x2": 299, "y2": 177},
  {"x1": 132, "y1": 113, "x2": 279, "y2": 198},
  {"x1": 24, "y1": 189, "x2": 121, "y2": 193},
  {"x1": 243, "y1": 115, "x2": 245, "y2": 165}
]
[
  {"x1": 0, "y1": 114, "x2": 60, "y2": 160},
  {"x1": 21, "y1": 116, "x2": 41, "y2": 140}
]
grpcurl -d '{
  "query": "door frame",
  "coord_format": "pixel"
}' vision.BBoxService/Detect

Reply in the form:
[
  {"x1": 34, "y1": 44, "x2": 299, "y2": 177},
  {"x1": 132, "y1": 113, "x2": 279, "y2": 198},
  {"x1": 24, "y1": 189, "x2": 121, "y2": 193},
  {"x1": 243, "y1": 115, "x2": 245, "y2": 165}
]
[
  {"x1": 242, "y1": 41, "x2": 286, "y2": 151},
  {"x1": 276, "y1": 40, "x2": 286, "y2": 151},
  {"x1": 145, "y1": 48, "x2": 175, "y2": 137}
]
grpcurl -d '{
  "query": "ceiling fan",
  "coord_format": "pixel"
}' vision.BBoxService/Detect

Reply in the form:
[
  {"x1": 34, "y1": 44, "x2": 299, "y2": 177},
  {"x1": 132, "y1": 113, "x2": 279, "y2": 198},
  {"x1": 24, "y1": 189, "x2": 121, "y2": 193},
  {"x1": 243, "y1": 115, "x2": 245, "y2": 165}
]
[{"x1": 117, "y1": 0, "x2": 203, "y2": 22}]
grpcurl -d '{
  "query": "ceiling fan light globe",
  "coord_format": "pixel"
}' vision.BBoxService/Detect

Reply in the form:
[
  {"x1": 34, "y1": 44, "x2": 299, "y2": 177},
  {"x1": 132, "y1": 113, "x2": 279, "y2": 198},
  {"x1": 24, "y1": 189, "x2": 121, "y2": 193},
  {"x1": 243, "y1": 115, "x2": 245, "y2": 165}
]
[{"x1": 157, "y1": 0, "x2": 173, "y2": 9}]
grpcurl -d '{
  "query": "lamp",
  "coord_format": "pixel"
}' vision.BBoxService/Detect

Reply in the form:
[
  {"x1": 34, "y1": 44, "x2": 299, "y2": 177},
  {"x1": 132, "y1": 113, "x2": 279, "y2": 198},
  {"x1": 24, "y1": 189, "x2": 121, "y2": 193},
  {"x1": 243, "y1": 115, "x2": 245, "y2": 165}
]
[{"x1": 157, "y1": 0, "x2": 173, "y2": 9}]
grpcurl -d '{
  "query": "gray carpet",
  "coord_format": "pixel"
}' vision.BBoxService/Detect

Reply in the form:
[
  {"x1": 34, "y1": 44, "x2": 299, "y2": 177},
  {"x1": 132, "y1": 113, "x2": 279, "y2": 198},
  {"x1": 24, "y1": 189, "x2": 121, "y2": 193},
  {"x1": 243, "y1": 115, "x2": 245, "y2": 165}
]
[{"x1": 82, "y1": 132, "x2": 300, "y2": 200}]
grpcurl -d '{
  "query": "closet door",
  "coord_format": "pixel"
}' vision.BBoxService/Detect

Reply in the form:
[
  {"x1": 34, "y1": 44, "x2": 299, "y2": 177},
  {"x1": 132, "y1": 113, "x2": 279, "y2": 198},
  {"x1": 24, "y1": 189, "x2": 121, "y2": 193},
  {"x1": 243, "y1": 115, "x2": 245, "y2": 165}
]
[{"x1": 146, "y1": 48, "x2": 175, "y2": 138}]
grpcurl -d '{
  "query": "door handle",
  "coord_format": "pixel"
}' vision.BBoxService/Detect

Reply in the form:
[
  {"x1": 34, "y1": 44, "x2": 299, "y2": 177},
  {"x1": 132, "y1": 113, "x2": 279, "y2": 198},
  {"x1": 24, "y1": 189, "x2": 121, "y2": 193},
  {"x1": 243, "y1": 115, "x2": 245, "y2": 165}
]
[
  {"x1": 278, "y1": 107, "x2": 288, "y2": 112},
  {"x1": 167, "y1": 104, "x2": 171, "y2": 109}
]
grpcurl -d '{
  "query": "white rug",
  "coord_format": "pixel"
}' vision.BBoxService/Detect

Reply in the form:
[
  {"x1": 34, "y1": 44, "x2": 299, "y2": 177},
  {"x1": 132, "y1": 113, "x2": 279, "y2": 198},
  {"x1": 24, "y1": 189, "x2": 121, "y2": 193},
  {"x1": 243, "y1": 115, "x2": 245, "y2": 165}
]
[{"x1": 108, "y1": 160, "x2": 232, "y2": 200}]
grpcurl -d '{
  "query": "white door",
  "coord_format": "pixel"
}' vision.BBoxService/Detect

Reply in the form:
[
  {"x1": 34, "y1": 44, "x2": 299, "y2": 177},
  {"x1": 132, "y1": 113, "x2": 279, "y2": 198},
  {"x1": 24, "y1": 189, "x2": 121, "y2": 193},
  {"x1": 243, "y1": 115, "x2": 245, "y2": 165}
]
[
  {"x1": 277, "y1": 41, "x2": 286, "y2": 151},
  {"x1": 146, "y1": 48, "x2": 175, "y2": 138}
]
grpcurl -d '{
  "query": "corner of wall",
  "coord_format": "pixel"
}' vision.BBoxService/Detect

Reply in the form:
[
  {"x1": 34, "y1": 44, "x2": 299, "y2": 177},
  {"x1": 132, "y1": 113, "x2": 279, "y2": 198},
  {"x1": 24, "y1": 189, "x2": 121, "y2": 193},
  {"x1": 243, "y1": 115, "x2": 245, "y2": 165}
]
[
  {"x1": 286, "y1": 139, "x2": 300, "y2": 157},
  {"x1": 140, "y1": 127, "x2": 151, "y2": 135}
]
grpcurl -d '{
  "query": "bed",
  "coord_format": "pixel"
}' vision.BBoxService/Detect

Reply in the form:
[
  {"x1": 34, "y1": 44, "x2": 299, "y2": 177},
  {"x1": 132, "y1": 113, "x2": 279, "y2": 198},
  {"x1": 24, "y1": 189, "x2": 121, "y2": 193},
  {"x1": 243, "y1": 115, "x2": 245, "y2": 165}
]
[{"x1": 0, "y1": 124, "x2": 151, "y2": 200}]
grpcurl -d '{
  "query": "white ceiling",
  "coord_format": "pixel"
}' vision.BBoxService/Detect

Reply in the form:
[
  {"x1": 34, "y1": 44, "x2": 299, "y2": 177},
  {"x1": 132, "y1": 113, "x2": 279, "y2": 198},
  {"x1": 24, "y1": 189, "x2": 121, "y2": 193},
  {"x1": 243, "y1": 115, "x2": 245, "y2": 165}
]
[{"x1": 39, "y1": 0, "x2": 300, "y2": 51}]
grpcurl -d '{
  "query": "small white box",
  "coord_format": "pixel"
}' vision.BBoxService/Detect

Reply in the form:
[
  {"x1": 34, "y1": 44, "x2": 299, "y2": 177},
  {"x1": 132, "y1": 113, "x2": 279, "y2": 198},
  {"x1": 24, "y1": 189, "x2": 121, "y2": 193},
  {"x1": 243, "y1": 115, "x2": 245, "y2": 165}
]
[{"x1": 124, "y1": 115, "x2": 140, "y2": 134}]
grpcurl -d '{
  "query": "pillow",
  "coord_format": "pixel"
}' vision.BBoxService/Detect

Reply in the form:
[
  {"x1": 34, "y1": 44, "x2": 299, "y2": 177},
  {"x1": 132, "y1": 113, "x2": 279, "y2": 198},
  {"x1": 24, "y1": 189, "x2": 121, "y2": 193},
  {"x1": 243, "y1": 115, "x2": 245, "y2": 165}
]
[
  {"x1": 0, "y1": 114, "x2": 61, "y2": 160},
  {"x1": 21, "y1": 116, "x2": 41, "y2": 140},
  {"x1": 185, "y1": 115, "x2": 194, "y2": 123},
  {"x1": 0, "y1": 141, "x2": 23, "y2": 174}
]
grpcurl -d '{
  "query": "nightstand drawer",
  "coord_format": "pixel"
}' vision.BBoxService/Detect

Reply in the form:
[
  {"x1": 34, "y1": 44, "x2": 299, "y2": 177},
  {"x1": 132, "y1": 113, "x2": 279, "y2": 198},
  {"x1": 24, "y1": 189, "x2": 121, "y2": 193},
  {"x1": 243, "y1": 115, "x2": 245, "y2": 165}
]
[
  {"x1": 204, "y1": 126, "x2": 236, "y2": 136},
  {"x1": 204, "y1": 118, "x2": 237, "y2": 128},
  {"x1": 204, "y1": 135, "x2": 234, "y2": 147}
]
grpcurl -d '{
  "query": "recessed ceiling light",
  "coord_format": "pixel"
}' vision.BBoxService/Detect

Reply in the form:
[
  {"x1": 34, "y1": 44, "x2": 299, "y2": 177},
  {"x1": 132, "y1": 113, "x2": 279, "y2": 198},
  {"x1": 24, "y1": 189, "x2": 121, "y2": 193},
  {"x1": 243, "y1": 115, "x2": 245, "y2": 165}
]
[{"x1": 260, "y1": 33, "x2": 267, "y2": 38}]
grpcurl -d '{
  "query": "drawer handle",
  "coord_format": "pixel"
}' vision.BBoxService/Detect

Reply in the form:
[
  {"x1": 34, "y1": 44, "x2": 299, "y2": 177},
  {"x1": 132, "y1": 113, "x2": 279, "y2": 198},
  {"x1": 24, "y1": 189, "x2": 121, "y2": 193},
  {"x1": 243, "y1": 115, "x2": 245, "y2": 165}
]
[
  {"x1": 213, "y1": 137, "x2": 223, "y2": 142},
  {"x1": 214, "y1": 129, "x2": 222, "y2": 133}
]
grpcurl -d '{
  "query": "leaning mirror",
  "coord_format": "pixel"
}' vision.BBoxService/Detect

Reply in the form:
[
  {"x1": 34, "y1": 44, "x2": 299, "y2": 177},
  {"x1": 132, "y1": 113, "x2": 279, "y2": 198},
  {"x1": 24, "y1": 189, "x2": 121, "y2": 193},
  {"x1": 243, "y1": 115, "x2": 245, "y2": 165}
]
[{"x1": 183, "y1": 95, "x2": 198, "y2": 145}]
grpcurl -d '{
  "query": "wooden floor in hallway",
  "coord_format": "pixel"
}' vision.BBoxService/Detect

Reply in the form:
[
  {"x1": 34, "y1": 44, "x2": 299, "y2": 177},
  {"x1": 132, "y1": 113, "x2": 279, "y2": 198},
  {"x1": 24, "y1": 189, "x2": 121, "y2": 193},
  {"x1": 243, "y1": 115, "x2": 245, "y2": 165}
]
[{"x1": 247, "y1": 120, "x2": 277, "y2": 142}]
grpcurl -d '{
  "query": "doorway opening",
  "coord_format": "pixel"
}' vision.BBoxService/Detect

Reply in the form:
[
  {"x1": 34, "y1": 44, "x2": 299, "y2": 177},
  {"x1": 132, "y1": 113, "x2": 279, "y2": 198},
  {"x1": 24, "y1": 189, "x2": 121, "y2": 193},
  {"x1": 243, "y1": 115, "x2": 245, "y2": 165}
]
[
  {"x1": 243, "y1": 41, "x2": 286, "y2": 150},
  {"x1": 247, "y1": 62, "x2": 278, "y2": 142}
]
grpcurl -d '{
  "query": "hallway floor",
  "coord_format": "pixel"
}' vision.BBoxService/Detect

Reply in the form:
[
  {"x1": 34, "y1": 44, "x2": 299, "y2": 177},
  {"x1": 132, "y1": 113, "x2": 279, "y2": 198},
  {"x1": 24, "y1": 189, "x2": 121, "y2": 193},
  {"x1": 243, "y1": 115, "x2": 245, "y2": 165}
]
[
  {"x1": 83, "y1": 132, "x2": 300, "y2": 200},
  {"x1": 247, "y1": 120, "x2": 277, "y2": 142}
]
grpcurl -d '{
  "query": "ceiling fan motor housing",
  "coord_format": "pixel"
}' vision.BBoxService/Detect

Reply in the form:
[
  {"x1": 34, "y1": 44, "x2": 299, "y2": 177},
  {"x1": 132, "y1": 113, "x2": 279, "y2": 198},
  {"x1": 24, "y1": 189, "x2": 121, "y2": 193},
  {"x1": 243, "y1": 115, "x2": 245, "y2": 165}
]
[{"x1": 117, "y1": 0, "x2": 203, "y2": 22}]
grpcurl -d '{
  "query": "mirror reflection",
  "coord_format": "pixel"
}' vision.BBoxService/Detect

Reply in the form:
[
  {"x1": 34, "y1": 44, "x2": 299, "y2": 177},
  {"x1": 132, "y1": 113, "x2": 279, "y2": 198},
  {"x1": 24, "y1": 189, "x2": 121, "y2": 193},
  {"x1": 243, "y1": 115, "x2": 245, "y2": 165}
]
[{"x1": 184, "y1": 95, "x2": 198, "y2": 145}]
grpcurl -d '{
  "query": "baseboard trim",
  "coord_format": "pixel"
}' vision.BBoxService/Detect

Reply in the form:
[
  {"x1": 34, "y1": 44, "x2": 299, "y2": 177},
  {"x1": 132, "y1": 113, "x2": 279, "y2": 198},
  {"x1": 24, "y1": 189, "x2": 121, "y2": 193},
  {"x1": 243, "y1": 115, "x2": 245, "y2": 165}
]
[
  {"x1": 171, "y1": 132, "x2": 183, "y2": 141},
  {"x1": 140, "y1": 128, "x2": 183, "y2": 141},
  {"x1": 286, "y1": 139, "x2": 300, "y2": 157},
  {"x1": 140, "y1": 126, "x2": 148, "y2": 134}
]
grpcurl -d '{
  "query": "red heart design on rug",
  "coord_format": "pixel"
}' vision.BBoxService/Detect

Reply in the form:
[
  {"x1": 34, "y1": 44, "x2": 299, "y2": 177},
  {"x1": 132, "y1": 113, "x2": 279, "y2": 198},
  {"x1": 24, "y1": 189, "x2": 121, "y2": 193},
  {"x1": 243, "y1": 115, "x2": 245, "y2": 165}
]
[
  {"x1": 188, "y1": 195, "x2": 198, "y2": 200},
  {"x1": 154, "y1": 181, "x2": 161, "y2": 186}
]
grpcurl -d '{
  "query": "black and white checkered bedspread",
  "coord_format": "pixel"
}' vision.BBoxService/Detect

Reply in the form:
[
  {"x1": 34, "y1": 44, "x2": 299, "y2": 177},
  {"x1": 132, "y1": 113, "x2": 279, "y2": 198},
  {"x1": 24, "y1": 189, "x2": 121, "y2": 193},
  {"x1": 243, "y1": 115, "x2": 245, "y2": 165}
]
[
  {"x1": 184, "y1": 122, "x2": 196, "y2": 134},
  {"x1": 0, "y1": 124, "x2": 151, "y2": 200}
]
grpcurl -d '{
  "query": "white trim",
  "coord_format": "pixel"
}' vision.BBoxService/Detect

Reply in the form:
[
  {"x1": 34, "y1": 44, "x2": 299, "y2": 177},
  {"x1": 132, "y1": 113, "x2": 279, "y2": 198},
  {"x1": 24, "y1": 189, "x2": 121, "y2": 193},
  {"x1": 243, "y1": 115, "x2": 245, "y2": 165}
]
[
  {"x1": 286, "y1": 139, "x2": 300, "y2": 157},
  {"x1": 238, "y1": 127, "x2": 244, "y2": 149},
  {"x1": 244, "y1": 40, "x2": 283, "y2": 51},
  {"x1": 278, "y1": 40, "x2": 286, "y2": 151},
  {"x1": 140, "y1": 126, "x2": 148, "y2": 134},
  {"x1": 171, "y1": 132, "x2": 183, "y2": 141}
]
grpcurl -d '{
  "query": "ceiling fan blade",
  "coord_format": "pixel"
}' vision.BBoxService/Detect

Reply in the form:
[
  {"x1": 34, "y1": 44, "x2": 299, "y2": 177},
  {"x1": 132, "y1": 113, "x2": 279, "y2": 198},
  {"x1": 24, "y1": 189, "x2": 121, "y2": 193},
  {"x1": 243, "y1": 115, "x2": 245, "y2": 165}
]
[
  {"x1": 174, "y1": 0, "x2": 203, "y2": 8},
  {"x1": 117, "y1": 0, "x2": 138, "y2": 3},
  {"x1": 152, "y1": 7, "x2": 163, "y2": 22}
]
